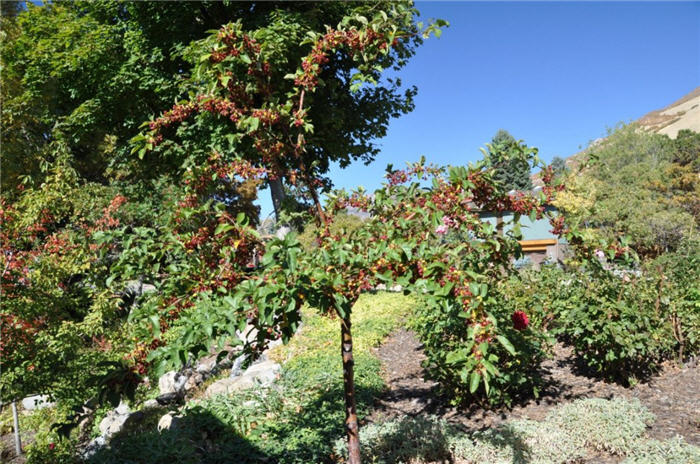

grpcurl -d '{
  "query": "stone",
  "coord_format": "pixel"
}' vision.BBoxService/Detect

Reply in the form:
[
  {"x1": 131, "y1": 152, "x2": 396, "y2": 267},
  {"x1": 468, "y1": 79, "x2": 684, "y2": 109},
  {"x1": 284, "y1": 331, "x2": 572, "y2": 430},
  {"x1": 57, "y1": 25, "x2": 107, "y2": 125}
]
[
  {"x1": 157, "y1": 413, "x2": 182, "y2": 432},
  {"x1": 141, "y1": 283, "x2": 157, "y2": 294},
  {"x1": 204, "y1": 378, "x2": 237, "y2": 397},
  {"x1": 98, "y1": 401, "x2": 131, "y2": 437},
  {"x1": 275, "y1": 226, "x2": 291, "y2": 239},
  {"x1": 123, "y1": 280, "x2": 157, "y2": 297},
  {"x1": 158, "y1": 371, "x2": 186, "y2": 396},
  {"x1": 196, "y1": 356, "x2": 216, "y2": 374},
  {"x1": 206, "y1": 360, "x2": 281, "y2": 397},
  {"x1": 81, "y1": 436, "x2": 106, "y2": 459},
  {"x1": 115, "y1": 401, "x2": 130, "y2": 415},
  {"x1": 184, "y1": 372, "x2": 204, "y2": 391},
  {"x1": 155, "y1": 392, "x2": 183, "y2": 406},
  {"x1": 229, "y1": 354, "x2": 249, "y2": 378},
  {"x1": 235, "y1": 360, "x2": 281, "y2": 389},
  {"x1": 21, "y1": 395, "x2": 54, "y2": 411},
  {"x1": 143, "y1": 399, "x2": 160, "y2": 410}
]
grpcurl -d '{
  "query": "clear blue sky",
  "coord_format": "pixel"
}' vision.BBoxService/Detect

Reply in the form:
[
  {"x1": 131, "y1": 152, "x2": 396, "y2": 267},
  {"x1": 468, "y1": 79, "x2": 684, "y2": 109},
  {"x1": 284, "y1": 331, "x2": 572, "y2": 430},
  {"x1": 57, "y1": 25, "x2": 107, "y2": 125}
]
[{"x1": 258, "y1": 1, "x2": 700, "y2": 220}]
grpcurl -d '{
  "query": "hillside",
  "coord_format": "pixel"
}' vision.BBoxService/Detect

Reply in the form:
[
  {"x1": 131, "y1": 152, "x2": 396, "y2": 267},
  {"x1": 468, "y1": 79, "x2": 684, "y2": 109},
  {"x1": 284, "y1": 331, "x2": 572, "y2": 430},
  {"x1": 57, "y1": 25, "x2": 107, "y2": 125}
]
[
  {"x1": 534, "y1": 86, "x2": 700, "y2": 183},
  {"x1": 638, "y1": 86, "x2": 700, "y2": 137}
]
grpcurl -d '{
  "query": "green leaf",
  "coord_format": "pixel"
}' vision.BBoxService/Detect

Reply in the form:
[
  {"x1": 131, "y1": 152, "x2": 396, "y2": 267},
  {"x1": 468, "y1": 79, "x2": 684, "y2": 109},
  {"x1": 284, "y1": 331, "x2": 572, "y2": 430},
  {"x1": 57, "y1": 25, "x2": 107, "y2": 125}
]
[
  {"x1": 149, "y1": 314, "x2": 161, "y2": 337},
  {"x1": 469, "y1": 371, "x2": 480, "y2": 393},
  {"x1": 214, "y1": 223, "x2": 234, "y2": 235},
  {"x1": 445, "y1": 349, "x2": 467, "y2": 364},
  {"x1": 496, "y1": 335, "x2": 516, "y2": 356}
]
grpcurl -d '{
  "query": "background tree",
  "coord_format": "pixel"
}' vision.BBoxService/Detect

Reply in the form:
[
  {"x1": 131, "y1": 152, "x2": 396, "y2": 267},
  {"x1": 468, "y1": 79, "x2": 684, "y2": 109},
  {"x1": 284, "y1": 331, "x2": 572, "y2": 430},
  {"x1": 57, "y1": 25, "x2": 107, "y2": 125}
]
[
  {"x1": 552, "y1": 124, "x2": 699, "y2": 257},
  {"x1": 551, "y1": 156, "x2": 568, "y2": 177},
  {"x1": 486, "y1": 129, "x2": 534, "y2": 191},
  {"x1": 1, "y1": 1, "x2": 422, "y2": 222}
]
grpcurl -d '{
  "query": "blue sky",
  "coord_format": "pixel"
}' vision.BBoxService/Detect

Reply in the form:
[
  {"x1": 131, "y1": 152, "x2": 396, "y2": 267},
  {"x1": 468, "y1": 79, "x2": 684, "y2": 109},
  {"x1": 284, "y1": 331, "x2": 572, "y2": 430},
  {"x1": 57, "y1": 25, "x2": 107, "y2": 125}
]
[{"x1": 258, "y1": 1, "x2": 700, "y2": 219}]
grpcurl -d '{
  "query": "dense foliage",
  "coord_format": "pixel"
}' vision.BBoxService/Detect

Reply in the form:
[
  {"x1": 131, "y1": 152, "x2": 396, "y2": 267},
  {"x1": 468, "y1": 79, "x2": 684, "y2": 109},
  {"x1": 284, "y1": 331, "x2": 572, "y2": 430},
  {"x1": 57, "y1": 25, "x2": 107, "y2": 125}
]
[
  {"x1": 553, "y1": 125, "x2": 699, "y2": 257},
  {"x1": 503, "y1": 240, "x2": 699, "y2": 383}
]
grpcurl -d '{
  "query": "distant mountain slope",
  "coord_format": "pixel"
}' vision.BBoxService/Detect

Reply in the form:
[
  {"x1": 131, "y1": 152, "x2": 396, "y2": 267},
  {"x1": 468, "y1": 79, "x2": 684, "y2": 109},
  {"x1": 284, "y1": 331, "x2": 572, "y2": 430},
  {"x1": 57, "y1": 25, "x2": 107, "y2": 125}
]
[
  {"x1": 638, "y1": 86, "x2": 700, "y2": 137},
  {"x1": 533, "y1": 87, "x2": 700, "y2": 184}
]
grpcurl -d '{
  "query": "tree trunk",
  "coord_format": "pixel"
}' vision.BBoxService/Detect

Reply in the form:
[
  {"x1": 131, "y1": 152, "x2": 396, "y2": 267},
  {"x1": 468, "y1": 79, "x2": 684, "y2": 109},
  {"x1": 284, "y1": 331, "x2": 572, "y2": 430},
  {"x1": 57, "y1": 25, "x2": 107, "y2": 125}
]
[
  {"x1": 341, "y1": 317, "x2": 361, "y2": 464},
  {"x1": 268, "y1": 177, "x2": 286, "y2": 222}
]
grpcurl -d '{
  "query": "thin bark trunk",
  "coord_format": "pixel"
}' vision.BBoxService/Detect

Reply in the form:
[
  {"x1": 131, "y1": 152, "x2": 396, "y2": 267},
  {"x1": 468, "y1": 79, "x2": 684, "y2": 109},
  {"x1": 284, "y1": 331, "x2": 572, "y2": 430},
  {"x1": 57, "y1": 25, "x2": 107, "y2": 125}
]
[
  {"x1": 341, "y1": 317, "x2": 361, "y2": 464},
  {"x1": 268, "y1": 177, "x2": 286, "y2": 222}
]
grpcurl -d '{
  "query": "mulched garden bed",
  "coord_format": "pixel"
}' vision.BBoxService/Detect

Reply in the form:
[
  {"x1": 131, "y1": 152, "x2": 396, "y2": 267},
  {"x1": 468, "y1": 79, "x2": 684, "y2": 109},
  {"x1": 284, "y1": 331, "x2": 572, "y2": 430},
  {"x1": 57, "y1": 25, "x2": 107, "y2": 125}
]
[{"x1": 370, "y1": 327, "x2": 699, "y2": 454}]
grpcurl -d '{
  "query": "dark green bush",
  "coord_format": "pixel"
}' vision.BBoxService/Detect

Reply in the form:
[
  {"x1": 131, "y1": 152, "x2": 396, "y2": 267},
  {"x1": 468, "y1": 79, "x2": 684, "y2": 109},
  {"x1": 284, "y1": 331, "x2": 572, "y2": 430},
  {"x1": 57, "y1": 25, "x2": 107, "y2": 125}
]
[
  {"x1": 510, "y1": 262, "x2": 690, "y2": 383},
  {"x1": 410, "y1": 285, "x2": 552, "y2": 407}
]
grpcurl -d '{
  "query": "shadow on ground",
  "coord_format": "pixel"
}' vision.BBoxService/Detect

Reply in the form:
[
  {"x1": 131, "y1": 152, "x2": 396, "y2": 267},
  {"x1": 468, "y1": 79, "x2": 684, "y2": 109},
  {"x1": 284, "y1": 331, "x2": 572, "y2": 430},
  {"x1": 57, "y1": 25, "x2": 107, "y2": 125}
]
[{"x1": 85, "y1": 379, "x2": 384, "y2": 464}]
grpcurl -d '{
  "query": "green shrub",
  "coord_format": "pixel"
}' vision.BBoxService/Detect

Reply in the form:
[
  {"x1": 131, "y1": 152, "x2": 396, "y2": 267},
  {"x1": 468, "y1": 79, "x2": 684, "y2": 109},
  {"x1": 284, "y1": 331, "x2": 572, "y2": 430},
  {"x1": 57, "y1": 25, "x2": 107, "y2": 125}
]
[
  {"x1": 411, "y1": 282, "x2": 552, "y2": 407},
  {"x1": 509, "y1": 264, "x2": 679, "y2": 383},
  {"x1": 647, "y1": 236, "x2": 700, "y2": 361},
  {"x1": 559, "y1": 270, "x2": 673, "y2": 381}
]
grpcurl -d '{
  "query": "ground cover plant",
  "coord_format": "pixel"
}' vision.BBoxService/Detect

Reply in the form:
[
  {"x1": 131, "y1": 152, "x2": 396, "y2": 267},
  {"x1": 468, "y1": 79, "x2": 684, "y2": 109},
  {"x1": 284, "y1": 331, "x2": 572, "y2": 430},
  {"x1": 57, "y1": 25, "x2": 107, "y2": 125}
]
[{"x1": 334, "y1": 397, "x2": 700, "y2": 464}]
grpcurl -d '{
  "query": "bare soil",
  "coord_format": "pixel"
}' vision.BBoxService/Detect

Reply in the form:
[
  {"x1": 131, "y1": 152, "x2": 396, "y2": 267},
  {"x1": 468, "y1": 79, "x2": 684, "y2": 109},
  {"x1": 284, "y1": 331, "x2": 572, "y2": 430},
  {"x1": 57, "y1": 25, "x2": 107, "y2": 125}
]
[{"x1": 370, "y1": 327, "x2": 699, "y2": 461}]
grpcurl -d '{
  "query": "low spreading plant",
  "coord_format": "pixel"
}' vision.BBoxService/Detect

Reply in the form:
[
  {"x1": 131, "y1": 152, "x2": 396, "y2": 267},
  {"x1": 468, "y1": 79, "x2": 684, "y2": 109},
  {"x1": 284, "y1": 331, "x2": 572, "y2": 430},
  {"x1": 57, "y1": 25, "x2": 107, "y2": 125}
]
[
  {"x1": 334, "y1": 398, "x2": 694, "y2": 464},
  {"x1": 546, "y1": 398, "x2": 654, "y2": 455},
  {"x1": 623, "y1": 436, "x2": 700, "y2": 464}
]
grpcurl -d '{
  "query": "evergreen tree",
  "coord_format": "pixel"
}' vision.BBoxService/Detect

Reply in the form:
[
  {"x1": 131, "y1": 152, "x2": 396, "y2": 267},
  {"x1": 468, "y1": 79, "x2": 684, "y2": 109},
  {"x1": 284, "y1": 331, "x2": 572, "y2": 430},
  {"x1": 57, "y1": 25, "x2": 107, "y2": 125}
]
[
  {"x1": 487, "y1": 129, "x2": 534, "y2": 191},
  {"x1": 551, "y1": 156, "x2": 568, "y2": 177}
]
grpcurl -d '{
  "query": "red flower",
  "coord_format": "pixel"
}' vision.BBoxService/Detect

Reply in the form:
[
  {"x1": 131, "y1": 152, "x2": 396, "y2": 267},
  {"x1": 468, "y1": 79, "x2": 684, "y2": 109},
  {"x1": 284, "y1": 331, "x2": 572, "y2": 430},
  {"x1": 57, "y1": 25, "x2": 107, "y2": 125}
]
[
  {"x1": 48, "y1": 443, "x2": 55, "y2": 450},
  {"x1": 512, "y1": 310, "x2": 529, "y2": 331}
]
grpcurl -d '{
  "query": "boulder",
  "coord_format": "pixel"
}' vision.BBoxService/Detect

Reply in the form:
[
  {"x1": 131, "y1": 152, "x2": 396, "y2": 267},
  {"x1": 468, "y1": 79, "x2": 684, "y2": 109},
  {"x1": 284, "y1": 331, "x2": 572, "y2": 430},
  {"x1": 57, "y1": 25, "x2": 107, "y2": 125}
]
[
  {"x1": 98, "y1": 401, "x2": 131, "y2": 437},
  {"x1": 158, "y1": 371, "x2": 187, "y2": 396},
  {"x1": 184, "y1": 372, "x2": 204, "y2": 391},
  {"x1": 275, "y1": 226, "x2": 291, "y2": 239},
  {"x1": 21, "y1": 395, "x2": 54, "y2": 411},
  {"x1": 155, "y1": 392, "x2": 183, "y2": 406},
  {"x1": 205, "y1": 360, "x2": 281, "y2": 397},
  {"x1": 143, "y1": 399, "x2": 160, "y2": 410},
  {"x1": 157, "y1": 413, "x2": 182, "y2": 432},
  {"x1": 204, "y1": 377, "x2": 237, "y2": 397},
  {"x1": 235, "y1": 360, "x2": 281, "y2": 389}
]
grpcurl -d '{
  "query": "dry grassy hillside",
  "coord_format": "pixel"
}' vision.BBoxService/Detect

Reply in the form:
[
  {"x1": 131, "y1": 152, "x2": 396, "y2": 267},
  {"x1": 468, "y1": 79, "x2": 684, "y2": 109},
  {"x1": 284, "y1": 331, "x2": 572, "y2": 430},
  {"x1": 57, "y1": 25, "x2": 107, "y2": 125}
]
[
  {"x1": 638, "y1": 86, "x2": 700, "y2": 137},
  {"x1": 533, "y1": 86, "x2": 700, "y2": 183}
]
